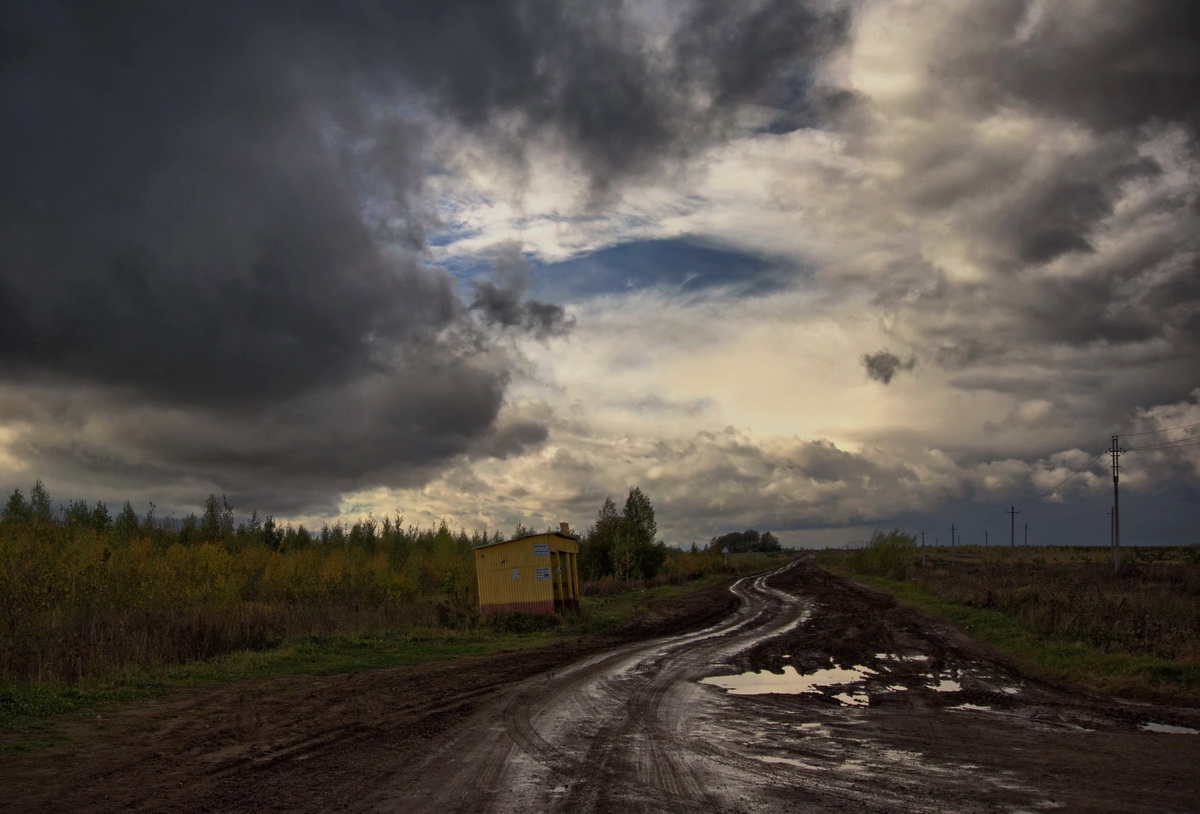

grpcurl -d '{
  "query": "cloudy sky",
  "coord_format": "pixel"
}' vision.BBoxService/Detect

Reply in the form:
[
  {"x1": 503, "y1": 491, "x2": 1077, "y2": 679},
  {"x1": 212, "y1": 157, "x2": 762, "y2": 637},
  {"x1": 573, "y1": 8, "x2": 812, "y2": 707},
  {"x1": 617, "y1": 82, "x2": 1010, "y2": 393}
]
[{"x1": 2, "y1": 0, "x2": 1198, "y2": 546}]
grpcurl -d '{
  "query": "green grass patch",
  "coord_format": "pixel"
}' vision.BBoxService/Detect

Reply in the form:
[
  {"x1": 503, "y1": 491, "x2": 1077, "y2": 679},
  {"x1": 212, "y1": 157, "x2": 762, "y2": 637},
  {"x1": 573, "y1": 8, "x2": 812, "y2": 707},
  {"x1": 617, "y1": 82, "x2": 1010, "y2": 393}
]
[
  {"x1": 0, "y1": 571, "x2": 743, "y2": 747},
  {"x1": 840, "y1": 571, "x2": 1200, "y2": 704}
]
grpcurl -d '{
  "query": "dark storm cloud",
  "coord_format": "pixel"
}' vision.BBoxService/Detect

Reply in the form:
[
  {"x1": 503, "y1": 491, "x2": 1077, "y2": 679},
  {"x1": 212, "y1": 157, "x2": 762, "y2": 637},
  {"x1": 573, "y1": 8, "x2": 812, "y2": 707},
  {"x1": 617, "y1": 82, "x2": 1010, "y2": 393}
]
[
  {"x1": 997, "y1": 1, "x2": 1200, "y2": 138},
  {"x1": 0, "y1": 0, "x2": 464, "y2": 408},
  {"x1": 354, "y1": 0, "x2": 848, "y2": 196},
  {"x1": 862, "y1": 1, "x2": 1200, "y2": 393},
  {"x1": 675, "y1": 0, "x2": 850, "y2": 109},
  {"x1": 0, "y1": 0, "x2": 849, "y2": 516},
  {"x1": 862, "y1": 351, "x2": 915, "y2": 385}
]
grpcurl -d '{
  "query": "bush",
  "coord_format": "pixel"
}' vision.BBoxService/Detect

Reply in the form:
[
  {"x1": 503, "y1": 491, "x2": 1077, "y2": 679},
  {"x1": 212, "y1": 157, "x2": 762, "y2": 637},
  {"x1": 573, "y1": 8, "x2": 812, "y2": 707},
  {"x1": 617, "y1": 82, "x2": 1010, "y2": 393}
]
[{"x1": 847, "y1": 528, "x2": 918, "y2": 580}]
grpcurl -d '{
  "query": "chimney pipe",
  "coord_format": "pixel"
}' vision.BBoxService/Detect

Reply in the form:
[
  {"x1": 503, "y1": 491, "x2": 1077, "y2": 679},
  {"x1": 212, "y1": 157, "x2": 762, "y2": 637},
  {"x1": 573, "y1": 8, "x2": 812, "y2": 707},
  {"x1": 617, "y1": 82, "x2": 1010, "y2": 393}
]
[{"x1": 560, "y1": 522, "x2": 570, "y2": 535}]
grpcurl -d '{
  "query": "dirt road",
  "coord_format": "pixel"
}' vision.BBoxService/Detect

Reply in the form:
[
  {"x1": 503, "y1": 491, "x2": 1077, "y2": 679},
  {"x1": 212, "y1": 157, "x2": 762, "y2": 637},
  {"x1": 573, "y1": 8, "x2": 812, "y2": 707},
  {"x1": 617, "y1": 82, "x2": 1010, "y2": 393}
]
[{"x1": 4, "y1": 560, "x2": 1198, "y2": 813}]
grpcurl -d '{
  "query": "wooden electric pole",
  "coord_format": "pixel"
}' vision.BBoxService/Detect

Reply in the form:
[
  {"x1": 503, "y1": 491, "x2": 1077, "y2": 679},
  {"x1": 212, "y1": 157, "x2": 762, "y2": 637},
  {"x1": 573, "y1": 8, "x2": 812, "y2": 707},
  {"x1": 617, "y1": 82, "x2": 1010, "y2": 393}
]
[
  {"x1": 1108, "y1": 435, "x2": 1123, "y2": 574},
  {"x1": 949, "y1": 525, "x2": 956, "y2": 547},
  {"x1": 1006, "y1": 505, "x2": 1020, "y2": 549}
]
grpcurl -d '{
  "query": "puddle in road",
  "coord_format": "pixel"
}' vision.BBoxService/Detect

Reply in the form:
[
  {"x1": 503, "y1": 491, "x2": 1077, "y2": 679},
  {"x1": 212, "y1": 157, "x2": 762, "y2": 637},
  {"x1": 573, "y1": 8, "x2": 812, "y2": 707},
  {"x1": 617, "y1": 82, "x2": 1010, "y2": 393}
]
[
  {"x1": 700, "y1": 665, "x2": 873, "y2": 695},
  {"x1": 1140, "y1": 722, "x2": 1200, "y2": 734}
]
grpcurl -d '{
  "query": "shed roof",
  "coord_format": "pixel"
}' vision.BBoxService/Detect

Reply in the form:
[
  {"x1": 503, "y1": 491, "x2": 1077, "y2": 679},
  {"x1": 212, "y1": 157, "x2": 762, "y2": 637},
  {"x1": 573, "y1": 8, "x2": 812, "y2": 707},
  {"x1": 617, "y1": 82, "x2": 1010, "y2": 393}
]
[{"x1": 472, "y1": 530, "x2": 578, "y2": 551}]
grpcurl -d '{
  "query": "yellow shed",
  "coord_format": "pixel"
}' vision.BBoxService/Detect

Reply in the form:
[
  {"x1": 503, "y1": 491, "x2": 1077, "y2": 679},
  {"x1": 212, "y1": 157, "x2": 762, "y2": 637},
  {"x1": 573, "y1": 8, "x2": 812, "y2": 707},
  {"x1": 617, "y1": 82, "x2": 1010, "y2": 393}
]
[{"x1": 474, "y1": 523, "x2": 581, "y2": 615}]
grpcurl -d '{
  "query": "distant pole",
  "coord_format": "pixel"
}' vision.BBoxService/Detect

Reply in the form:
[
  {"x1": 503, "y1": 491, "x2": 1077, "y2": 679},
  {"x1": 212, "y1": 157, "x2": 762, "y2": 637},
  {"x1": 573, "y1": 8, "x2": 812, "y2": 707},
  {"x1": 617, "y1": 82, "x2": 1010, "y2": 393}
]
[
  {"x1": 1108, "y1": 435, "x2": 1124, "y2": 574},
  {"x1": 1106, "y1": 506, "x2": 1114, "y2": 550},
  {"x1": 949, "y1": 524, "x2": 956, "y2": 547},
  {"x1": 1006, "y1": 505, "x2": 1020, "y2": 549},
  {"x1": 984, "y1": 530, "x2": 989, "y2": 546},
  {"x1": 1023, "y1": 523, "x2": 1029, "y2": 547},
  {"x1": 920, "y1": 529, "x2": 925, "y2": 547}
]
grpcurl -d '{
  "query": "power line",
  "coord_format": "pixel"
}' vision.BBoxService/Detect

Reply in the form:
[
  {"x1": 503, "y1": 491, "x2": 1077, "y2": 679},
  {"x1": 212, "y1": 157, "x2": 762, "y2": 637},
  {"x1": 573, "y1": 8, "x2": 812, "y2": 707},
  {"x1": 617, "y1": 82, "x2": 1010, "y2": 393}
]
[
  {"x1": 1043, "y1": 449, "x2": 1106, "y2": 494},
  {"x1": 1126, "y1": 438, "x2": 1200, "y2": 452},
  {"x1": 1121, "y1": 421, "x2": 1200, "y2": 438}
]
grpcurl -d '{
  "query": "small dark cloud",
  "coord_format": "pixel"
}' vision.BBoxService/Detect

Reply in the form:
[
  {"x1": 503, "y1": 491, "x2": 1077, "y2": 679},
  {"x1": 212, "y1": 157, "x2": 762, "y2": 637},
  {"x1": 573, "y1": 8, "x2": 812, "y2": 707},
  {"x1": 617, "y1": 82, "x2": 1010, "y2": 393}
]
[
  {"x1": 470, "y1": 244, "x2": 574, "y2": 338},
  {"x1": 862, "y1": 351, "x2": 916, "y2": 385},
  {"x1": 468, "y1": 418, "x2": 550, "y2": 461}
]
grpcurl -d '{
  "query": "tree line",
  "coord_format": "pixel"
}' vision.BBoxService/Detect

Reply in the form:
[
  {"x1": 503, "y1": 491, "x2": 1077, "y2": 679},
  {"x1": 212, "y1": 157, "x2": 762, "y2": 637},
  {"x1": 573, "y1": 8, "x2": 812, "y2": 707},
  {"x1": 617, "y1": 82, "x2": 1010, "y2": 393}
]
[
  {"x1": 705, "y1": 528, "x2": 782, "y2": 554},
  {"x1": 0, "y1": 480, "x2": 786, "y2": 683}
]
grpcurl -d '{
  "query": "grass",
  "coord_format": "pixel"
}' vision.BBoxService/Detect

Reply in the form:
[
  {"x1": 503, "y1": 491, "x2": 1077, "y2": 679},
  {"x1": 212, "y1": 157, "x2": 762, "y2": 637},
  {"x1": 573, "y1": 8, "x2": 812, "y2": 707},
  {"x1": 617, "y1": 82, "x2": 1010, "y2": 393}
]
[
  {"x1": 0, "y1": 564, "x2": 764, "y2": 746},
  {"x1": 820, "y1": 546, "x2": 1200, "y2": 705}
]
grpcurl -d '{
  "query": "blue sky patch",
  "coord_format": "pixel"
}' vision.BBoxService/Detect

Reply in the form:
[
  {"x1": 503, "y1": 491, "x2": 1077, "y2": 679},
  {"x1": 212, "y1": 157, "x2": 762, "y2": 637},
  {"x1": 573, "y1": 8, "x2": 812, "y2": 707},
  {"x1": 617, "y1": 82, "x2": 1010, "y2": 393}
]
[{"x1": 528, "y1": 238, "x2": 786, "y2": 302}]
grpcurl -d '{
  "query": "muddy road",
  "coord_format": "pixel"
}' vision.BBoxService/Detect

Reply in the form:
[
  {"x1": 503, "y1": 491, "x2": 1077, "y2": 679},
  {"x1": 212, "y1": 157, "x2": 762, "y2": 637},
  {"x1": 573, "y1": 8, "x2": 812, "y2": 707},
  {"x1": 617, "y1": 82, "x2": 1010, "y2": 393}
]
[{"x1": 4, "y1": 560, "x2": 1198, "y2": 813}]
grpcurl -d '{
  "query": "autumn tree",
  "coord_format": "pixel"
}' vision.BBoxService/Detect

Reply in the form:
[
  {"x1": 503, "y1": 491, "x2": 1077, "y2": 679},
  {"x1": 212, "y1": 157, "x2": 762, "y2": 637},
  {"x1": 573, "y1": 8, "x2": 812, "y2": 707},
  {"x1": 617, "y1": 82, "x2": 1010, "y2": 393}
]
[
  {"x1": 579, "y1": 496, "x2": 620, "y2": 580},
  {"x1": 580, "y1": 487, "x2": 666, "y2": 581}
]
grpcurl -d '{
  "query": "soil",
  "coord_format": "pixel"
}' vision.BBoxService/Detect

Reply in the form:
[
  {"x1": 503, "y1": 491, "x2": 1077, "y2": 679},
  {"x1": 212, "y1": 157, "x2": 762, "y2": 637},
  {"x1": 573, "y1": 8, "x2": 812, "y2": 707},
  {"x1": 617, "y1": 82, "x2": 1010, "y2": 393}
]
[{"x1": 2, "y1": 560, "x2": 1197, "y2": 813}]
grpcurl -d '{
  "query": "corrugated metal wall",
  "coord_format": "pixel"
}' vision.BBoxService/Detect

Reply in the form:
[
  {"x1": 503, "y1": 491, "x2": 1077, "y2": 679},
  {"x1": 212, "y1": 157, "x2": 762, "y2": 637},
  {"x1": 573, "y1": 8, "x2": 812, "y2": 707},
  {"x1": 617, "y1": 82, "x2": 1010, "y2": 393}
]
[{"x1": 475, "y1": 533, "x2": 580, "y2": 615}]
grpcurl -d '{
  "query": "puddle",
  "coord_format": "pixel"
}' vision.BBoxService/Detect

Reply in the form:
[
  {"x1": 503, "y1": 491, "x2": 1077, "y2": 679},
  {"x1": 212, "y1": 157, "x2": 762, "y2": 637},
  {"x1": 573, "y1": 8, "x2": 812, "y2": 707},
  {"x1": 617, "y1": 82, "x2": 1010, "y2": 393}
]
[
  {"x1": 1140, "y1": 722, "x2": 1200, "y2": 735},
  {"x1": 701, "y1": 664, "x2": 873, "y2": 695},
  {"x1": 834, "y1": 691, "x2": 869, "y2": 706},
  {"x1": 933, "y1": 678, "x2": 961, "y2": 692},
  {"x1": 952, "y1": 703, "x2": 992, "y2": 712}
]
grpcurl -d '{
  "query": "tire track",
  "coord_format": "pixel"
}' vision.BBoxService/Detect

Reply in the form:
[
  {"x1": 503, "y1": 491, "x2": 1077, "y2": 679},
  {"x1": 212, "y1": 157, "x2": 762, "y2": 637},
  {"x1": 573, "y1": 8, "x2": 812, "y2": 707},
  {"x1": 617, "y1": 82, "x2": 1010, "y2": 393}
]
[{"x1": 491, "y1": 564, "x2": 812, "y2": 813}]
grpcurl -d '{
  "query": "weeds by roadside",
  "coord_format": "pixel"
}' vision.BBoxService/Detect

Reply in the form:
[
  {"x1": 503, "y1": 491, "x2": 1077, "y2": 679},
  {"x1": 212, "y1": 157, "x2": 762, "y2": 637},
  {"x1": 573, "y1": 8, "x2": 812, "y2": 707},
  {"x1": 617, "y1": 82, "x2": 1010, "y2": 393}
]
[
  {"x1": 1, "y1": 554, "x2": 786, "y2": 738},
  {"x1": 820, "y1": 543, "x2": 1200, "y2": 704}
]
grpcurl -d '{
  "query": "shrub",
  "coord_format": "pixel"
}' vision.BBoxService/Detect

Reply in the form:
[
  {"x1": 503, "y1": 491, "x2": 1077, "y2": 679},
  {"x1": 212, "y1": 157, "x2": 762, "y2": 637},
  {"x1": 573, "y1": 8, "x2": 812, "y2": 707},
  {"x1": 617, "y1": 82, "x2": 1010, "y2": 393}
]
[{"x1": 847, "y1": 528, "x2": 918, "y2": 580}]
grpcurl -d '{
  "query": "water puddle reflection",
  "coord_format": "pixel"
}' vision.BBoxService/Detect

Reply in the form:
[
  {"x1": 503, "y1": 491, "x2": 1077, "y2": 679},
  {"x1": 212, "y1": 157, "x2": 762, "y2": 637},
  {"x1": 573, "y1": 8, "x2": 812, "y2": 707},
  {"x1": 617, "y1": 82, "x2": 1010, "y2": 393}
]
[
  {"x1": 700, "y1": 665, "x2": 873, "y2": 695},
  {"x1": 1140, "y1": 722, "x2": 1199, "y2": 734}
]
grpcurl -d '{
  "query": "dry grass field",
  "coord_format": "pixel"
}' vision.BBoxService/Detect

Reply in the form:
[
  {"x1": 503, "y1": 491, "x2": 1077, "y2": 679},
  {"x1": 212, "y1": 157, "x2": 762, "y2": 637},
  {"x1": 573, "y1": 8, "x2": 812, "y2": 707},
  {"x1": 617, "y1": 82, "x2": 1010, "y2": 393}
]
[{"x1": 821, "y1": 539, "x2": 1200, "y2": 703}]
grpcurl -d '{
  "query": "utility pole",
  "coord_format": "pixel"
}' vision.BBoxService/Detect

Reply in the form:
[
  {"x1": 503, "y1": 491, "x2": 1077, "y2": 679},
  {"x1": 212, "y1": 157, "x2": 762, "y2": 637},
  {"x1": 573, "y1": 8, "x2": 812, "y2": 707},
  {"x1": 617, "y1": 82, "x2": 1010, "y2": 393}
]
[
  {"x1": 1107, "y1": 506, "x2": 1114, "y2": 550},
  {"x1": 920, "y1": 529, "x2": 925, "y2": 547},
  {"x1": 1108, "y1": 435, "x2": 1124, "y2": 574},
  {"x1": 949, "y1": 524, "x2": 956, "y2": 547},
  {"x1": 1023, "y1": 522, "x2": 1029, "y2": 547},
  {"x1": 985, "y1": 530, "x2": 989, "y2": 546},
  {"x1": 1006, "y1": 505, "x2": 1020, "y2": 549}
]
